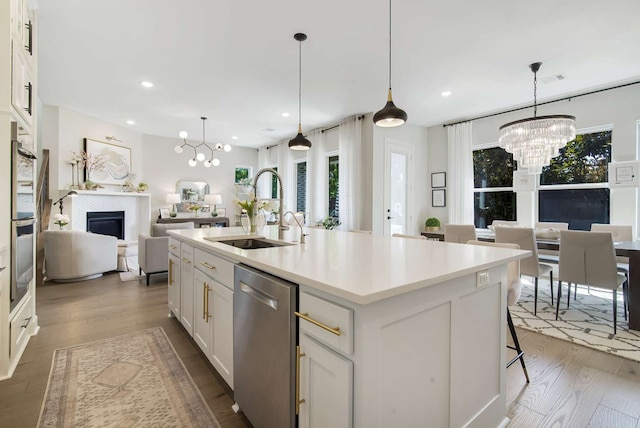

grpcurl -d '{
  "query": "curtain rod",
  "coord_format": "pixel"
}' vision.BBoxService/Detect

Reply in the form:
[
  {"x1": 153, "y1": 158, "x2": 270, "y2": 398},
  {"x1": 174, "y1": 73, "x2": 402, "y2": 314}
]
[
  {"x1": 443, "y1": 80, "x2": 640, "y2": 128},
  {"x1": 321, "y1": 114, "x2": 366, "y2": 133}
]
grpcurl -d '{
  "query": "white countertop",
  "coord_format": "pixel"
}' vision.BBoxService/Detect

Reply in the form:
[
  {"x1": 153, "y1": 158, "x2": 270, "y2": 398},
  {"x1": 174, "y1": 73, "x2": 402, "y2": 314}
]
[{"x1": 168, "y1": 225, "x2": 529, "y2": 305}]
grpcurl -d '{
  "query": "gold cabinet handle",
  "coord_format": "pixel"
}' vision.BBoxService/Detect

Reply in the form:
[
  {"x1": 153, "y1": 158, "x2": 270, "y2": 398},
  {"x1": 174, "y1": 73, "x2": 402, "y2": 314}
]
[
  {"x1": 168, "y1": 259, "x2": 174, "y2": 286},
  {"x1": 169, "y1": 244, "x2": 178, "y2": 250},
  {"x1": 203, "y1": 283, "x2": 212, "y2": 322},
  {"x1": 294, "y1": 312, "x2": 342, "y2": 336},
  {"x1": 181, "y1": 257, "x2": 191, "y2": 265},
  {"x1": 296, "y1": 345, "x2": 306, "y2": 415},
  {"x1": 200, "y1": 261, "x2": 216, "y2": 271}
]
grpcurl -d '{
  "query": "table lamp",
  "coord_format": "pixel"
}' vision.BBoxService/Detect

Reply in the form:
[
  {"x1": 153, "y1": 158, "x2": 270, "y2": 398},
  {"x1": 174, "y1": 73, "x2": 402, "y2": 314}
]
[
  {"x1": 166, "y1": 193, "x2": 181, "y2": 216},
  {"x1": 205, "y1": 194, "x2": 222, "y2": 217}
]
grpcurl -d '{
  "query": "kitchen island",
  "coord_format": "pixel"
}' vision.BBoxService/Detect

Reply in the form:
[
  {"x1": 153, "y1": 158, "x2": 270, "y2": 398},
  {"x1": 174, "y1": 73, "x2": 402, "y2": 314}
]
[{"x1": 167, "y1": 225, "x2": 529, "y2": 428}]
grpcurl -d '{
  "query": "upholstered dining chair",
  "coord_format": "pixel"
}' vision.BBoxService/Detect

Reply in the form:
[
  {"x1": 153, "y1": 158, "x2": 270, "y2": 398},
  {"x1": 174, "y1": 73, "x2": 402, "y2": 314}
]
[
  {"x1": 495, "y1": 226, "x2": 554, "y2": 315},
  {"x1": 391, "y1": 233, "x2": 427, "y2": 240},
  {"x1": 590, "y1": 224, "x2": 632, "y2": 311},
  {"x1": 556, "y1": 230, "x2": 628, "y2": 335},
  {"x1": 444, "y1": 224, "x2": 476, "y2": 244},
  {"x1": 535, "y1": 222, "x2": 569, "y2": 265},
  {"x1": 349, "y1": 229, "x2": 372, "y2": 234},
  {"x1": 467, "y1": 240, "x2": 530, "y2": 383},
  {"x1": 491, "y1": 220, "x2": 519, "y2": 228}
]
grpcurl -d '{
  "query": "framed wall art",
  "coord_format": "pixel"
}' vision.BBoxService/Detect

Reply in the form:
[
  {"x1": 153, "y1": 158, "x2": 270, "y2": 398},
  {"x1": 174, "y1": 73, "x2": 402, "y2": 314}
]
[
  {"x1": 83, "y1": 138, "x2": 131, "y2": 185},
  {"x1": 431, "y1": 172, "x2": 446, "y2": 188},
  {"x1": 432, "y1": 189, "x2": 446, "y2": 207}
]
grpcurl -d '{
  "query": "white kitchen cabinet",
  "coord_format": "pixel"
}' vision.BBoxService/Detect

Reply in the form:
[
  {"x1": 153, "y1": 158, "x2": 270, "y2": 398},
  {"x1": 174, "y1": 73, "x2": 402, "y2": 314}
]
[
  {"x1": 180, "y1": 243, "x2": 194, "y2": 336},
  {"x1": 193, "y1": 269, "x2": 212, "y2": 354},
  {"x1": 193, "y1": 248, "x2": 235, "y2": 388},
  {"x1": 210, "y1": 279, "x2": 233, "y2": 388},
  {"x1": 11, "y1": 43, "x2": 33, "y2": 129},
  {"x1": 167, "y1": 252, "x2": 181, "y2": 318},
  {"x1": 298, "y1": 333, "x2": 353, "y2": 428}
]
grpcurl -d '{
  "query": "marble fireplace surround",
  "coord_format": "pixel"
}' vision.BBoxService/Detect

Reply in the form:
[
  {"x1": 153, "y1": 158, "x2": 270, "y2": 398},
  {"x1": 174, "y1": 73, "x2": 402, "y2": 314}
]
[{"x1": 63, "y1": 190, "x2": 151, "y2": 241}]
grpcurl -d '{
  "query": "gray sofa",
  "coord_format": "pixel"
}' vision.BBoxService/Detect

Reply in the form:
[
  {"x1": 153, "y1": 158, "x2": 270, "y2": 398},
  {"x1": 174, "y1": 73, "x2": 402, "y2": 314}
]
[
  {"x1": 138, "y1": 222, "x2": 195, "y2": 285},
  {"x1": 44, "y1": 230, "x2": 118, "y2": 282}
]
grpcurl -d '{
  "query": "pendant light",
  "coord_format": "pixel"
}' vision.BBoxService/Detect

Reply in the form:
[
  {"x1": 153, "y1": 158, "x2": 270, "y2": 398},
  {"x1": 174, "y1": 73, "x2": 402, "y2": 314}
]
[
  {"x1": 373, "y1": 0, "x2": 407, "y2": 127},
  {"x1": 499, "y1": 62, "x2": 576, "y2": 174},
  {"x1": 288, "y1": 33, "x2": 312, "y2": 150},
  {"x1": 174, "y1": 117, "x2": 232, "y2": 167}
]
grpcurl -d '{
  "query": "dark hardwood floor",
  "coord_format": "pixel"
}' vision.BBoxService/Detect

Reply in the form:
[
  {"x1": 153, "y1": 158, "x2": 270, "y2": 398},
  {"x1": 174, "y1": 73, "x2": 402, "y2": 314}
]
[{"x1": 2, "y1": 271, "x2": 640, "y2": 427}]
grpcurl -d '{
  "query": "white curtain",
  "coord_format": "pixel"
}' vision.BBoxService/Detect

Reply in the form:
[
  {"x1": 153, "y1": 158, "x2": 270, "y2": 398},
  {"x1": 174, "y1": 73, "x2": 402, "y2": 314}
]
[
  {"x1": 255, "y1": 146, "x2": 270, "y2": 198},
  {"x1": 447, "y1": 122, "x2": 474, "y2": 224},
  {"x1": 277, "y1": 139, "x2": 296, "y2": 217},
  {"x1": 338, "y1": 115, "x2": 363, "y2": 230},
  {"x1": 306, "y1": 129, "x2": 326, "y2": 224}
]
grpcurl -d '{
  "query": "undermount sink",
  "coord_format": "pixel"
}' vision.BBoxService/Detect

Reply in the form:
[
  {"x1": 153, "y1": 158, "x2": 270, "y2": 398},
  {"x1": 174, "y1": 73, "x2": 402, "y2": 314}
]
[{"x1": 215, "y1": 238, "x2": 294, "y2": 250}]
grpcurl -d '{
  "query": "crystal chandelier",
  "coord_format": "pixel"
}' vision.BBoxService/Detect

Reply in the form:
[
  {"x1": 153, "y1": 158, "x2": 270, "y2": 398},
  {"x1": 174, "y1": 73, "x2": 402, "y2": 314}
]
[
  {"x1": 499, "y1": 62, "x2": 576, "y2": 174},
  {"x1": 174, "y1": 117, "x2": 231, "y2": 167}
]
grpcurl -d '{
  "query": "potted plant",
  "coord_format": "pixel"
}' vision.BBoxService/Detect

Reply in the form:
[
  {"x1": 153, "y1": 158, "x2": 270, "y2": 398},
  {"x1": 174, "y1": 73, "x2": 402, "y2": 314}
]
[
  {"x1": 317, "y1": 216, "x2": 341, "y2": 230},
  {"x1": 425, "y1": 217, "x2": 441, "y2": 232}
]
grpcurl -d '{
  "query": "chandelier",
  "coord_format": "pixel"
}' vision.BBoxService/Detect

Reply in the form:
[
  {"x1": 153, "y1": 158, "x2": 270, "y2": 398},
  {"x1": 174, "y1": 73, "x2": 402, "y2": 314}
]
[
  {"x1": 174, "y1": 117, "x2": 231, "y2": 167},
  {"x1": 499, "y1": 62, "x2": 576, "y2": 174}
]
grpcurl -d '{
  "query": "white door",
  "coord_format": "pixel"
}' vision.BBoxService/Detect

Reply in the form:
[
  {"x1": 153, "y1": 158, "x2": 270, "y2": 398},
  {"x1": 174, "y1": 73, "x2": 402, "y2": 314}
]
[
  {"x1": 211, "y1": 281, "x2": 234, "y2": 388},
  {"x1": 193, "y1": 270, "x2": 212, "y2": 354},
  {"x1": 383, "y1": 139, "x2": 413, "y2": 236}
]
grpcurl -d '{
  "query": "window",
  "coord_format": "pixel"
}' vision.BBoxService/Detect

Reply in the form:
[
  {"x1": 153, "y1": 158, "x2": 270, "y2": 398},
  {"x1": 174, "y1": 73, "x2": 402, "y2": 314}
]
[
  {"x1": 473, "y1": 146, "x2": 516, "y2": 228},
  {"x1": 538, "y1": 129, "x2": 612, "y2": 230},
  {"x1": 271, "y1": 166, "x2": 278, "y2": 199},
  {"x1": 296, "y1": 161, "x2": 307, "y2": 213},
  {"x1": 328, "y1": 155, "x2": 339, "y2": 218},
  {"x1": 235, "y1": 166, "x2": 252, "y2": 184}
]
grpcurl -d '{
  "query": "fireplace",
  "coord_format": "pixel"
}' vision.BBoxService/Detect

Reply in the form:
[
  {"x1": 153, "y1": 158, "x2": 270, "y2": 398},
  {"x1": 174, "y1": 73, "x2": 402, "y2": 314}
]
[{"x1": 86, "y1": 211, "x2": 125, "y2": 240}]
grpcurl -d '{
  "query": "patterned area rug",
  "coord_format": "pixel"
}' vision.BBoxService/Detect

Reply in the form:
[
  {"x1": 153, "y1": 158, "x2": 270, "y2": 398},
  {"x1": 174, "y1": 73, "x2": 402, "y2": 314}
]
[
  {"x1": 38, "y1": 327, "x2": 220, "y2": 427},
  {"x1": 511, "y1": 278, "x2": 640, "y2": 362}
]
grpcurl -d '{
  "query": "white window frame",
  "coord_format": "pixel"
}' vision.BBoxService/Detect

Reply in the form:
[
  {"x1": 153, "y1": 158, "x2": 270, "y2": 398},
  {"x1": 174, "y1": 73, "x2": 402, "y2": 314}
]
[
  {"x1": 536, "y1": 124, "x2": 613, "y2": 224},
  {"x1": 473, "y1": 143, "x2": 516, "y2": 225},
  {"x1": 294, "y1": 158, "x2": 308, "y2": 215}
]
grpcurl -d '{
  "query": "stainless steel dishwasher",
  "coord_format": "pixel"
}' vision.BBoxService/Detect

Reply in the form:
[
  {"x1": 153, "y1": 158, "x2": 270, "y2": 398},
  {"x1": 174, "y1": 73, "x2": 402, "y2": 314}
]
[{"x1": 234, "y1": 264, "x2": 297, "y2": 428}]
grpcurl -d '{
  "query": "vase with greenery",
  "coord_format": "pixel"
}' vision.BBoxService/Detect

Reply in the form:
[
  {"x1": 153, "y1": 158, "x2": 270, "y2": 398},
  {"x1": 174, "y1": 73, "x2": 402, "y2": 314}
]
[
  {"x1": 237, "y1": 196, "x2": 267, "y2": 234},
  {"x1": 189, "y1": 204, "x2": 202, "y2": 217},
  {"x1": 425, "y1": 217, "x2": 441, "y2": 232},
  {"x1": 317, "y1": 216, "x2": 341, "y2": 230},
  {"x1": 53, "y1": 214, "x2": 70, "y2": 230}
]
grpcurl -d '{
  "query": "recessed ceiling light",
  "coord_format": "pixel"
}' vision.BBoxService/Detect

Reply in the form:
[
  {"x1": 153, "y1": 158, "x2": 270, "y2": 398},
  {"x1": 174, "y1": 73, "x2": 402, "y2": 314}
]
[
  {"x1": 441, "y1": 91, "x2": 452, "y2": 97},
  {"x1": 281, "y1": 112, "x2": 290, "y2": 117},
  {"x1": 126, "y1": 120, "x2": 135, "y2": 125},
  {"x1": 141, "y1": 81, "x2": 154, "y2": 88},
  {"x1": 232, "y1": 136, "x2": 239, "y2": 140}
]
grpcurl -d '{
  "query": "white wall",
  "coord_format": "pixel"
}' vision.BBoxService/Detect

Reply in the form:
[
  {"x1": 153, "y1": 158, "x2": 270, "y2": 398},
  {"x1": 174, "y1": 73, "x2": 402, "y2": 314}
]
[
  {"x1": 41, "y1": 106, "x2": 258, "y2": 231},
  {"x1": 426, "y1": 84, "x2": 640, "y2": 234},
  {"x1": 141, "y1": 133, "x2": 257, "y2": 226}
]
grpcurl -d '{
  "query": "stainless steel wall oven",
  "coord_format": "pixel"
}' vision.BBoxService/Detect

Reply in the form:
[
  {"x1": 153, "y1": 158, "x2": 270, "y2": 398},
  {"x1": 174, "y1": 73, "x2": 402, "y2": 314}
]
[{"x1": 11, "y1": 122, "x2": 36, "y2": 312}]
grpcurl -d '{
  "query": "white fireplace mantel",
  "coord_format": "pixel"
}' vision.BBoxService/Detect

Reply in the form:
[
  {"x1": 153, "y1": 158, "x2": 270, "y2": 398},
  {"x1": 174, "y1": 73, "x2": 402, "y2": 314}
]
[{"x1": 59, "y1": 190, "x2": 151, "y2": 240}]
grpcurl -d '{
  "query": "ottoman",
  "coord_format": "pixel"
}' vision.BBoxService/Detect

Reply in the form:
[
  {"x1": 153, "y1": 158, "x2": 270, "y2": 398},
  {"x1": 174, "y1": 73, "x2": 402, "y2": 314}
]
[{"x1": 117, "y1": 240, "x2": 138, "y2": 272}]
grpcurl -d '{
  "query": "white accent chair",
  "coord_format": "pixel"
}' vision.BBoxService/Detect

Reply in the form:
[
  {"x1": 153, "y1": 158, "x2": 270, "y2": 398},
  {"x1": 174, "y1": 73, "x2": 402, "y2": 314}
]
[
  {"x1": 44, "y1": 230, "x2": 118, "y2": 282},
  {"x1": 138, "y1": 222, "x2": 195, "y2": 285},
  {"x1": 444, "y1": 224, "x2": 476, "y2": 244},
  {"x1": 495, "y1": 226, "x2": 554, "y2": 315},
  {"x1": 556, "y1": 230, "x2": 628, "y2": 335},
  {"x1": 467, "y1": 240, "x2": 529, "y2": 383}
]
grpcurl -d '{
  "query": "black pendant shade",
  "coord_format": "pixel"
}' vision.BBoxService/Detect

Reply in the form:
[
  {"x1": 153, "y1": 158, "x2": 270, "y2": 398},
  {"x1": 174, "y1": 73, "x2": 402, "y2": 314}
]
[
  {"x1": 288, "y1": 126, "x2": 312, "y2": 150},
  {"x1": 373, "y1": 89, "x2": 408, "y2": 127}
]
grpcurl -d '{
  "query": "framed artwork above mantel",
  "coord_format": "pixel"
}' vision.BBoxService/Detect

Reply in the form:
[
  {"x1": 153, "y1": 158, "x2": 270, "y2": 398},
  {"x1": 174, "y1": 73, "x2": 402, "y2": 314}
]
[{"x1": 84, "y1": 138, "x2": 131, "y2": 186}]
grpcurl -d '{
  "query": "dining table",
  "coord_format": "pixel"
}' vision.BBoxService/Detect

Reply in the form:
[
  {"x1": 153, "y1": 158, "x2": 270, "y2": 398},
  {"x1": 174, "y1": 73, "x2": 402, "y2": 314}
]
[{"x1": 422, "y1": 230, "x2": 640, "y2": 331}]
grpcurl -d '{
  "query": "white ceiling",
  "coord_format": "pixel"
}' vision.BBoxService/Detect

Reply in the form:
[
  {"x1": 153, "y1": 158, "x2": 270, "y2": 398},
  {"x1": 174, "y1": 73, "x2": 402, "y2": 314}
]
[{"x1": 37, "y1": 0, "x2": 640, "y2": 148}]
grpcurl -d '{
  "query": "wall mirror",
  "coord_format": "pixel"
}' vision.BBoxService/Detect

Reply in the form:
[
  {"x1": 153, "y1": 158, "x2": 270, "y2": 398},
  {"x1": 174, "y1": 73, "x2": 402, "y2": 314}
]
[{"x1": 176, "y1": 181, "x2": 210, "y2": 211}]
